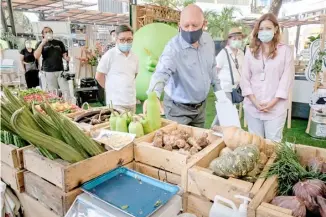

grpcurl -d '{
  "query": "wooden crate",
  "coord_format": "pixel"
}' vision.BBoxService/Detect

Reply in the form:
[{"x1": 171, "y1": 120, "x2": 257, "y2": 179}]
[
  {"x1": 254, "y1": 144, "x2": 326, "y2": 217},
  {"x1": 185, "y1": 193, "x2": 213, "y2": 217},
  {"x1": 1, "y1": 142, "x2": 30, "y2": 169},
  {"x1": 187, "y1": 141, "x2": 277, "y2": 216},
  {"x1": 22, "y1": 144, "x2": 134, "y2": 192},
  {"x1": 134, "y1": 123, "x2": 223, "y2": 176},
  {"x1": 0, "y1": 162, "x2": 24, "y2": 192},
  {"x1": 14, "y1": 191, "x2": 60, "y2": 217},
  {"x1": 23, "y1": 171, "x2": 82, "y2": 216},
  {"x1": 135, "y1": 162, "x2": 181, "y2": 186}
]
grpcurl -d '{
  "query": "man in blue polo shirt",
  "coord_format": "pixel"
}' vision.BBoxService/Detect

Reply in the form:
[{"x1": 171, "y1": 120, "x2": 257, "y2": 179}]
[{"x1": 146, "y1": 4, "x2": 221, "y2": 127}]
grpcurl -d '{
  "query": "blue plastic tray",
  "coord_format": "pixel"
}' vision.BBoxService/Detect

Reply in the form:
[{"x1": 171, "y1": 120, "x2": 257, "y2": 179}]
[{"x1": 81, "y1": 167, "x2": 180, "y2": 217}]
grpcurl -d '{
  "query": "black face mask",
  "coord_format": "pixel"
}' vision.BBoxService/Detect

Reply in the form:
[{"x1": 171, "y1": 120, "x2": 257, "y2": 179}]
[{"x1": 180, "y1": 28, "x2": 203, "y2": 44}]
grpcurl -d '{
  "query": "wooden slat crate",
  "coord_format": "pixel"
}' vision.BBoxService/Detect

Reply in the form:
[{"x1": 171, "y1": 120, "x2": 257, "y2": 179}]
[
  {"x1": 185, "y1": 193, "x2": 213, "y2": 217},
  {"x1": 254, "y1": 144, "x2": 326, "y2": 217},
  {"x1": 23, "y1": 171, "x2": 82, "y2": 216},
  {"x1": 22, "y1": 144, "x2": 134, "y2": 193},
  {"x1": 0, "y1": 162, "x2": 25, "y2": 192},
  {"x1": 134, "y1": 123, "x2": 222, "y2": 176},
  {"x1": 187, "y1": 141, "x2": 277, "y2": 217},
  {"x1": 14, "y1": 191, "x2": 60, "y2": 217},
  {"x1": 1, "y1": 142, "x2": 30, "y2": 169}
]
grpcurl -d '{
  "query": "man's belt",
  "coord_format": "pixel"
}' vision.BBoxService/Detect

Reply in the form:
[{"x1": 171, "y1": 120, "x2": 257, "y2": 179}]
[{"x1": 174, "y1": 100, "x2": 205, "y2": 109}]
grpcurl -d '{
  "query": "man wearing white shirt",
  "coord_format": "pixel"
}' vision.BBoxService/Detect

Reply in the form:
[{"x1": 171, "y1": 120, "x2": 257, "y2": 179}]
[{"x1": 96, "y1": 25, "x2": 138, "y2": 113}]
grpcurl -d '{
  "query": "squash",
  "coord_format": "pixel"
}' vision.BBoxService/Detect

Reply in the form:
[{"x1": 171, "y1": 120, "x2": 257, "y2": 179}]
[
  {"x1": 109, "y1": 112, "x2": 119, "y2": 131},
  {"x1": 209, "y1": 144, "x2": 260, "y2": 178},
  {"x1": 128, "y1": 117, "x2": 144, "y2": 138},
  {"x1": 116, "y1": 115, "x2": 128, "y2": 133},
  {"x1": 212, "y1": 126, "x2": 266, "y2": 152},
  {"x1": 146, "y1": 90, "x2": 162, "y2": 131}
]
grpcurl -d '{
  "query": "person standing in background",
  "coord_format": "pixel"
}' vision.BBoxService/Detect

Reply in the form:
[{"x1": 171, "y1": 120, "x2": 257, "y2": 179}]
[
  {"x1": 145, "y1": 4, "x2": 221, "y2": 128},
  {"x1": 20, "y1": 40, "x2": 39, "y2": 88},
  {"x1": 211, "y1": 27, "x2": 245, "y2": 126},
  {"x1": 240, "y1": 13, "x2": 294, "y2": 142},
  {"x1": 34, "y1": 27, "x2": 70, "y2": 94},
  {"x1": 104, "y1": 30, "x2": 116, "y2": 52},
  {"x1": 95, "y1": 25, "x2": 138, "y2": 113}
]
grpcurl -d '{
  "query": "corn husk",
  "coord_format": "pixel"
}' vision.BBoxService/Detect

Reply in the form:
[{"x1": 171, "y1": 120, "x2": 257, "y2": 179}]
[
  {"x1": 271, "y1": 196, "x2": 306, "y2": 217},
  {"x1": 317, "y1": 196, "x2": 326, "y2": 217},
  {"x1": 293, "y1": 179, "x2": 326, "y2": 213}
]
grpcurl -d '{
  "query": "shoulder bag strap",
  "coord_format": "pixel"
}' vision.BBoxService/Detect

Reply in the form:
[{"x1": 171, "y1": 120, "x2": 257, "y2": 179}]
[{"x1": 224, "y1": 48, "x2": 235, "y2": 85}]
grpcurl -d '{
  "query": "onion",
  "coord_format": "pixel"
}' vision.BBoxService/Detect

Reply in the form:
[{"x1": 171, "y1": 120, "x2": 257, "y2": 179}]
[
  {"x1": 317, "y1": 196, "x2": 326, "y2": 217},
  {"x1": 271, "y1": 196, "x2": 306, "y2": 217},
  {"x1": 293, "y1": 179, "x2": 326, "y2": 213}
]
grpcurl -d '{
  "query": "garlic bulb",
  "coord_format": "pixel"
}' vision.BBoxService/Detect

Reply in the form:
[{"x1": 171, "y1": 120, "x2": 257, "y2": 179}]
[
  {"x1": 293, "y1": 179, "x2": 326, "y2": 213},
  {"x1": 271, "y1": 196, "x2": 306, "y2": 217}
]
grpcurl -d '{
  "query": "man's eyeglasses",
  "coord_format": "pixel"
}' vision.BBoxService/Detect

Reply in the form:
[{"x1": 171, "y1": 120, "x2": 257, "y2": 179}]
[{"x1": 118, "y1": 38, "x2": 133, "y2": 43}]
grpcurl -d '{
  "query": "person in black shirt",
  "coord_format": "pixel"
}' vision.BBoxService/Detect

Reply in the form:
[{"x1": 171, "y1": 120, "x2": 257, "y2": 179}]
[
  {"x1": 34, "y1": 27, "x2": 70, "y2": 94},
  {"x1": 20, "y1": 40, "x2": 39, "y2": 88}
]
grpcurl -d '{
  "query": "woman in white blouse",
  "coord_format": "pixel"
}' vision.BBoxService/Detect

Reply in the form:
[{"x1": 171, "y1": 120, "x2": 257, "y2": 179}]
[{"x1": 212, "y1": 27, "x2": 245, "y2": 126}]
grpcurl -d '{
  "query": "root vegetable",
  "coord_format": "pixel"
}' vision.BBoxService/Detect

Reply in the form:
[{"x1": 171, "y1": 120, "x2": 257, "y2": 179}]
[
  {"x1": 175, "y1": 139, "x2": 187, "y2": 148},
  {"x1": 308, "y1": 157, "x2": 325, "y2": 173},
  {"x1": 153, "y1": 130, "x2": 163, "y2": 148},
  {"x1": 163, "y1": 134, "x2": 177, "y2": 147},
  {"x1": 317, "y1": 196, "x2": 326, "y2": 217},
  {"x1": 271, "y1": 196, "x2": 306, "y2": 217},
  {"x1": 293, "y1": 179, "x2": 326, "y2": 213},
  {"x1": 163, "y1": 143, "x2": 173, "y2": 151},
  {"x1": 187, "y1": 137, "x2": 202, "y2": 150},
  {"x1": 196, "y1": 133, "x2": 210, "y2": 148}
]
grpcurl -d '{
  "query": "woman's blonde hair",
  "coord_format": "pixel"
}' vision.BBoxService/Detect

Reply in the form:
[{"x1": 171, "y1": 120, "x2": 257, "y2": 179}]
[{"x1": 250, "y1": 13, "x2": 281, "y2": 59}]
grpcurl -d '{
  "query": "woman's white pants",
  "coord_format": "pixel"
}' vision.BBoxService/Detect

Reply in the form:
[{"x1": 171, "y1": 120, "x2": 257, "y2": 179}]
[{"x1": 245, "y1": 111, "x2": 287, "y2": 143}]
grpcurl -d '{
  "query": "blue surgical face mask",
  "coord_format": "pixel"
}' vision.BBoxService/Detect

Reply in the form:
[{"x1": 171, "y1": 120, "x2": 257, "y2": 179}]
[
  {"x1": 229, "y1": 40, "x2": 242, "y2": 49},
  {"x1": 258, "y1": 30, "x2": 274, "y2": 43},
  {"x1": 118, "y1": 43, "x2": 132, "y2": 52}
]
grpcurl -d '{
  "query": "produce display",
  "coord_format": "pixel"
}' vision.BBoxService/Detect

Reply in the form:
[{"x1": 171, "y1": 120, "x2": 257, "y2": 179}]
[
  {"x1": 18, "y1": 88, "x2": 81, "y2": 114},
  {"x1": 212, "y1": 125, "x2": 266, "y2": 152},
  {"x1": 74, "y1": 109, "x2": 118, "y2": 126},
  {"x1": 0, "y1": 130, "x2": 28, "y2": 148},
  {"x1": 209, "y1": 145, "x2": 268, "y2": 182},
  {"x1": 151, "y1": 128, "x2": 211, "y2": 156},
  {"x1": 265, "y1": 144, "x2": 326, "y2": 217},
  {"x1": 1, "y1": 88, "x2": 105, "y2": 163}
]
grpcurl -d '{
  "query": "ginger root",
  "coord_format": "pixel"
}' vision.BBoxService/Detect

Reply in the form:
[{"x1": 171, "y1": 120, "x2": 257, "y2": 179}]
[
  {"x1": 190, "y1": 146, "x2": 200, "y2": 155},
  {"x1": 187, "y1": 137, "x2": 202, "y2": 150},
  {"x1": 153, "y1": 130, "x2": 163, "y2": 148},
  {"x1": 196, "y1": 133, "x2": 210, "y2": 148},
  {"x1": 175, "y1": 139, "x2": 187, "y2": 148},
  {"x1": 163, "y1": 143, "x2": 173, "y2": 151}
]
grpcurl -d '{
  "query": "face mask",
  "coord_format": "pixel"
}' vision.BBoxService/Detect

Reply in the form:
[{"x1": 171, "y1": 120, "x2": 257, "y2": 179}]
[
  {"x1": 118, "y1": 43, "x2": 132, "y2": 52},
  {"x1": 46, "y1": 33, "x2": 53, "y2": 41},
  {"x1": 181, "y1": 28, "x2": 203, "y2": 44},
  {"x1": 229, "y1": 40, "x2": 242, "y2": 49},
  {"x1": 25, "y1": 43, "x2": 32, "y2": 49},
  {"x1": 258, "y1": 30, "x2": 274, "y2": 43}
]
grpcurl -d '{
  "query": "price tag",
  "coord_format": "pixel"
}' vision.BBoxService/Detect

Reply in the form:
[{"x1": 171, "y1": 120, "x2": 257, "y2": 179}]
[{"x1": 316, "y1": 124, "x2": 326, "y2": 137}]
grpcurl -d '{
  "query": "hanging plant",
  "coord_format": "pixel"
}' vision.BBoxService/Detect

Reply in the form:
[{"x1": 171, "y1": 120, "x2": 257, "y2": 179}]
[{"x1": 311, "y1": 51, "x2": 326, "y2": 75}]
